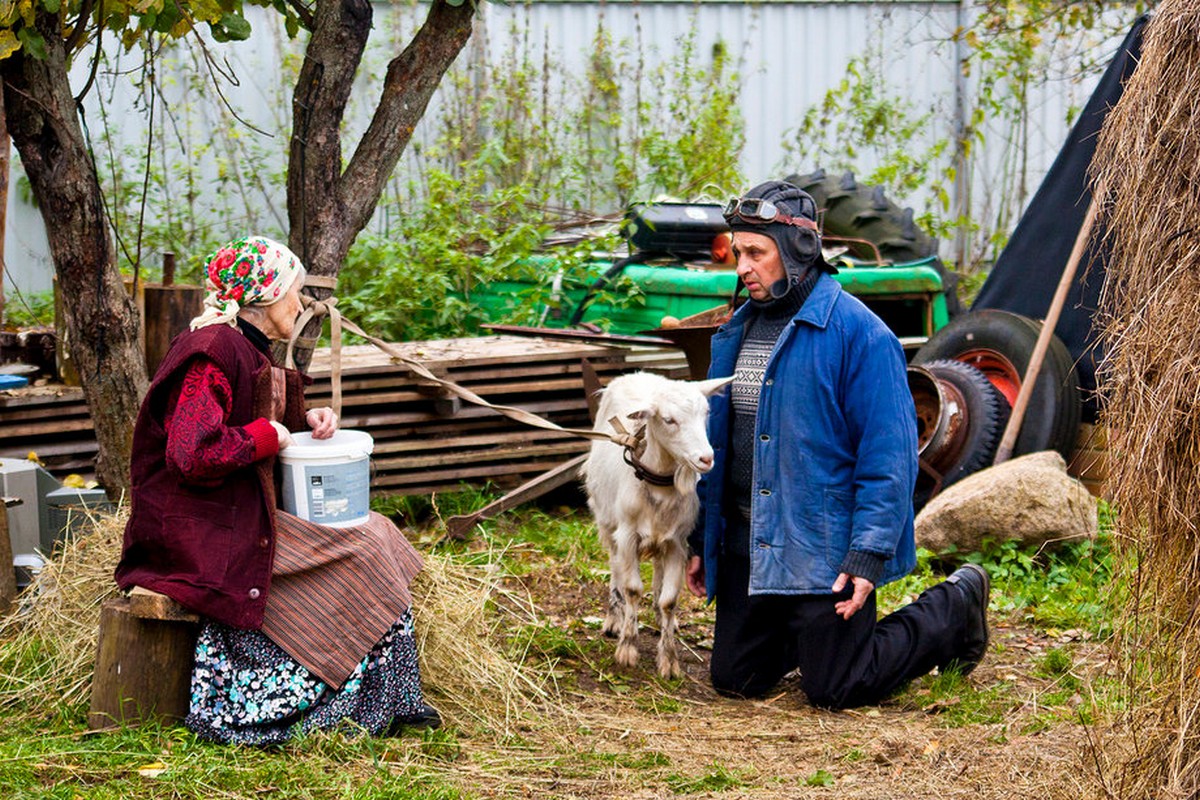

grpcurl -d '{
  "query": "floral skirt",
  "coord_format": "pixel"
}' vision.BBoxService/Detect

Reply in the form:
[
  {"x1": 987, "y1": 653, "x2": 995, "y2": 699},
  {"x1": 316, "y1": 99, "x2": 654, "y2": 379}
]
[{"x1": 184, "y1": 609, "x2": 426, "y2": 746}]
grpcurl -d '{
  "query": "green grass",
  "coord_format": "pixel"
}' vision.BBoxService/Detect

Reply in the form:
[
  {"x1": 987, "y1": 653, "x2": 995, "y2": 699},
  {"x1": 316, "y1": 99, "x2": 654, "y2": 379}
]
[
  {"x1": 0, "y1": 492, "x2": 1121, "y2": 796},
  {"x1": 894, "y1": 670, "x2": 1012, "y2": 727},
  {"x1": 0, "y1": 720, "x2": 469, "y2": 799},
  {"x1": 664, "y1": 762, "x2": 748, "y2": 793},
  {"x1": 804, "y1": 768, "x2": 836, "y2": 787}
]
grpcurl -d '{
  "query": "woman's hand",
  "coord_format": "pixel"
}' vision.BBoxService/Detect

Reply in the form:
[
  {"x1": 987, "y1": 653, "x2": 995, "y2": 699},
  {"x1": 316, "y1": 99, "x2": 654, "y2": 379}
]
[
  {"x1": 270, "y1": 420, "x2": 295, "y2": 450},
  {"x1": 306, "y1": 407, "x2": 339, "y2": 440}
]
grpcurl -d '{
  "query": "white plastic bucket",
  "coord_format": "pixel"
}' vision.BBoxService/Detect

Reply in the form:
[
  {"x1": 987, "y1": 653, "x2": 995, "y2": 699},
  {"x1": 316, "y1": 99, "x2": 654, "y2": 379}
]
[{"x1": 279, "y1": 429, "x2": 374, "y2": 528}]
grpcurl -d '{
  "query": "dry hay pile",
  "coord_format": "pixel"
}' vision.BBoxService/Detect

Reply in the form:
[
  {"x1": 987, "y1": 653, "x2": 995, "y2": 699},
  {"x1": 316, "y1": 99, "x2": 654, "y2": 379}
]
[
  {"x1": 1091, "y1": 2, "x2": 1200, "y2": 796},
  {"x1": 0, "y1": 508, "x2": 550, "y2": 734}
]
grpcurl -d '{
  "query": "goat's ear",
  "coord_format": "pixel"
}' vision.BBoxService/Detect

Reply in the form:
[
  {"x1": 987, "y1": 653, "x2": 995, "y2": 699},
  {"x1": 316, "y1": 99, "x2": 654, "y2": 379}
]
[
  {"x1": 694, "y1": 376, "x2": 734, "y2": 397},
  {"x1": 627, "y1": 407, "x2": 652, "y2": 421}
]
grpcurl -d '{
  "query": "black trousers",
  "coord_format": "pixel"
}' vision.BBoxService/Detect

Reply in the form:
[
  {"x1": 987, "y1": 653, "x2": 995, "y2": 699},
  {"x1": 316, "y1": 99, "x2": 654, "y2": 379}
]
[{"x1": 710, "y1": 530, "x2": 969, "y2": 709}]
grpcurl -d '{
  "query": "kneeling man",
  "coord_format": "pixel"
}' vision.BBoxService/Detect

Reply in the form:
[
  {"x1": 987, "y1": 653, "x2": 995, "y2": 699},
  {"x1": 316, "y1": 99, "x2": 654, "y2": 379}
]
[{"x1": 686, "y1": 180, "x2": 990, "y2": 709}]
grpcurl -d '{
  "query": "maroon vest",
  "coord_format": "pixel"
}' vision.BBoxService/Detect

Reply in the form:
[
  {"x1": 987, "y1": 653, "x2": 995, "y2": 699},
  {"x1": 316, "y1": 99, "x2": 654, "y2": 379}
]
[{"x1": 115, "y1": 325, "x2": 305, "y2": 629}]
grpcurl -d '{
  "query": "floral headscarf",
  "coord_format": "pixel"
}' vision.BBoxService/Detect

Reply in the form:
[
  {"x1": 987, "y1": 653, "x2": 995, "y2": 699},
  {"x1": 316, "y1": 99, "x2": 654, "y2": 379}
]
[{"x1": 190, "y1": 236, "x2": 305, "y2": 331}]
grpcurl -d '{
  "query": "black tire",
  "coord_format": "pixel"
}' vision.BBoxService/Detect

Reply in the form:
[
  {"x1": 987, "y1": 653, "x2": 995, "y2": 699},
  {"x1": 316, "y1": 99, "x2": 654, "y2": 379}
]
[
  {"x1": 912, "y1": 309, "x2": 1081, "y2": 459},
  {"x1": 785, "y1": 168, "x2": 962, "y2": 317},
  {"x1": 911, "y1": 360, "x2": 1010, "y2": 509},
  {"x1": 786, "y1": 168, "x2": 937, "y2": 263}
]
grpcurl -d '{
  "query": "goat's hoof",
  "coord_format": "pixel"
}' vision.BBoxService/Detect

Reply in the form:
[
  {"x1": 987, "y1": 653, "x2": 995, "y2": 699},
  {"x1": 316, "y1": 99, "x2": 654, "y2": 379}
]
[
  {"x1": 614, "y1": 641, "x2": 639, "y2": 668},
  {"x1": 657, "y1": 660, "x2": 682, "y2": 680},
  {"x1": 601, "y1": 617, "x2": 620, "y2": 638}
]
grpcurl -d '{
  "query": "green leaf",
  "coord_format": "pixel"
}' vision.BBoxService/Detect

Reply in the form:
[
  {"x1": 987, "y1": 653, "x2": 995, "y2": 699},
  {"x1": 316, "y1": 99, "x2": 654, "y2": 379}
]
[
  {"x1": 0, "y1": 30, "x2": 19, "y2": 61},
  {"x1": 153, "y1": 2, "x2": 180, "y2": 32},
  {"x1": 16, "y1": 26, "x2": 45, "y2": 60},
  {"x1": 42, "y1": 0, "x2": 60, "y2": 13},
  {"x1": 207, "y1": 11, "x2": 250, "y2": 42},
  {"x1": 217, "y1": 12, "x2": 251, "y2": 40}
]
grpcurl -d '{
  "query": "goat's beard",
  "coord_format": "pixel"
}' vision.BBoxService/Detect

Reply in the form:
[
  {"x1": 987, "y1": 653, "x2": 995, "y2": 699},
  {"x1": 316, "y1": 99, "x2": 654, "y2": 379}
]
[{"x1": 674, "y1": 467, "x2": 701, "y2": 496}]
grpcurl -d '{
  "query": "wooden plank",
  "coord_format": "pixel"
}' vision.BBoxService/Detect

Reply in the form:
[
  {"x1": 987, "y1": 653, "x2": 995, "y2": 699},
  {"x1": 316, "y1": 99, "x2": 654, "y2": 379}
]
[
  {"x1": 128, "y1": 586, "x2": 201, "y2": 623},
  {"x1": 445, "y1": 453, "x2": 589, "y2": 539},
  {"x1": 0, "y1": 418, "x2": 94, "y2": 437},
  {"x1": 339, "y1": 397, "x2": 591, "y2": 429},
  {"x1": 373, "y1": 429, "x2": 581, "y2": 455},
  {"x1": 0, "y1": 405, "x2": 92, "y2": 423},
  {"x1": 373, "y1": 440, "x2": 587, "y2": 470},
  {"x1": 0, "y1": 439, "x2": 98, "y2": 459},
  {"x1": 372, "y1": 456, "x2": 590, "y2": 488},
  {"x1": 303, "y1": 353, "x2": 644, "y2": 395},
  {"x1": 307, "y1": 337, "x2": 627, "y2": 377},
  {"x1": 0, "y1": 387, "x2": 86, "y2": 408},
  {"x1": 307, "y1": 376, "x2": 595, "y2": 409}
]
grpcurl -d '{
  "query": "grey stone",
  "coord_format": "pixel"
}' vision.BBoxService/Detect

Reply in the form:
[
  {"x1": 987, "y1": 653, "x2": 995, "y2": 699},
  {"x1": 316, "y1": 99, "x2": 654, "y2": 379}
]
[{"x1": 914, "y1": 450, "x2": 1098, "y2": 555}]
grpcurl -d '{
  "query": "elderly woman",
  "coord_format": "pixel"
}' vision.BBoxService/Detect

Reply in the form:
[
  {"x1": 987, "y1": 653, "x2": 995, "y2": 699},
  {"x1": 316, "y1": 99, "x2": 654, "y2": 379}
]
[{"x1": 115, "y1": 236, "x2": 437, "y2": 745}]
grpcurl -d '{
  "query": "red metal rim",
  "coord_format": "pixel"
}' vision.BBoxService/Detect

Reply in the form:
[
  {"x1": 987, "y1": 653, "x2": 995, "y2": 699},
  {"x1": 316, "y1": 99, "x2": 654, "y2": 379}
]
[{"x1": 954, "y1": 348, "x2": 1021, "y2": 407}]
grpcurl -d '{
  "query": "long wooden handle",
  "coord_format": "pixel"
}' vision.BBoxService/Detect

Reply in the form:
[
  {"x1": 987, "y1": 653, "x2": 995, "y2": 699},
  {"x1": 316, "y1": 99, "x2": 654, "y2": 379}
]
[{"x1": 993, "y1": 198, "x2": 1098, "y2": 465}]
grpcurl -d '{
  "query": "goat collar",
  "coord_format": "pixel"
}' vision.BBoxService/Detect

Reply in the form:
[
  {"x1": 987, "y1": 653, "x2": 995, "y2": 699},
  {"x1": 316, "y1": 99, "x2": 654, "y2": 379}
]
[
  {"x1": 607, "y1": 415, "x2": 677, "y2": 487},
  {"x1": 622, "y1": 445, "x2": 677, "y2": 487}
]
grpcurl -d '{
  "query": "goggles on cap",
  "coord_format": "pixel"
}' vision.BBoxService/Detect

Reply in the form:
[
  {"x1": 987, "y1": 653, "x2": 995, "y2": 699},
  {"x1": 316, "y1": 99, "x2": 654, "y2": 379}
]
[{"x1": 723, "y1": 197, "x2": 819, "y2": 231}]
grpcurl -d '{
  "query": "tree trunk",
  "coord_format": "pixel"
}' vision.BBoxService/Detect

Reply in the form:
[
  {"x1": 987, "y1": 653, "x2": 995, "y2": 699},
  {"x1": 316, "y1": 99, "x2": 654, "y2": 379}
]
[
  {"x1": 2, "y1": 14, "x2": 148, "y2": 495},
  {"x1": 287, "y1": 0, "x2": 476, "y2": 370}
]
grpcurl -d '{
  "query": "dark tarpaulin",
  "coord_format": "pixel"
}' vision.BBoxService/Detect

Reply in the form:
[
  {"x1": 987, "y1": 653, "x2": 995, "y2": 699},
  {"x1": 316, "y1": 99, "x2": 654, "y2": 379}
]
[{"x1": 971, "y1": 15, "x2": 1149, "y2": 422}]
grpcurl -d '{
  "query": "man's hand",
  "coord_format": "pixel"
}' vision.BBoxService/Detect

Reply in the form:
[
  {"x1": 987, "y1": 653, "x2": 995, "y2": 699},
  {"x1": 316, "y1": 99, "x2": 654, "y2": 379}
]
[
  {"x1": 686, "y1": 555, "x2": 706, "y2": 598},
  {"x1": 306, "y1": 407, "x2": 339, "y2": 439},
  {"x1": 832, "y1": 572, "x2": 874, "y2": 620}
]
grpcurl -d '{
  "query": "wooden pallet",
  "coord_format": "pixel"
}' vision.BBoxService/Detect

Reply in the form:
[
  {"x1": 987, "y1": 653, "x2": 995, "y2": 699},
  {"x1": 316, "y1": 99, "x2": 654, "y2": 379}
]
[
  {"x1": 0, "y1": 336, "x2": 689, "y2": 495},
  {"x1": 304, "y1": 336, "x2": 689, "y2": 496},
  {"x1": 0, "y1": 386, "x2": 96, "y2": 479}
]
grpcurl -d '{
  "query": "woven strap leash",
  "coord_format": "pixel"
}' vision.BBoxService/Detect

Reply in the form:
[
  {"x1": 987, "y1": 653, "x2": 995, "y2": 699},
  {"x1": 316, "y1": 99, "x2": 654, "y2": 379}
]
[{"x1": 285, "y1": 281, "x2": 641, "y2": 450}]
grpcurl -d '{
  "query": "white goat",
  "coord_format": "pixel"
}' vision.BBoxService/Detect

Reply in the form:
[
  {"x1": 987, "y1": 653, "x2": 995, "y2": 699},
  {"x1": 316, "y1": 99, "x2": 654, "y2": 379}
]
[{"x1": 582, "y1": 371, "x2": 731, "y2": 679}]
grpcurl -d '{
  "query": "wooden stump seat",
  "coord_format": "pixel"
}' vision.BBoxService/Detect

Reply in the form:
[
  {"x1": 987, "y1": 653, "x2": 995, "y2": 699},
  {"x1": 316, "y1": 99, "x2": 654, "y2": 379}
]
[{"x1": 88, "y1": 587, "x2": 200, "y2": 730}]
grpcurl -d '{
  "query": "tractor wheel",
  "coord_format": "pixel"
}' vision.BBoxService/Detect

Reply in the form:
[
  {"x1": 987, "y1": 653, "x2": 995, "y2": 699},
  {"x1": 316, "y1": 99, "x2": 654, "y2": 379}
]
[
  {"x1": 909, "y1": 359, "x2": 1010, "y2": 510},
  {"x1": 912, "y1": 309, "x2": 1081, "y2": 459},
  {"x1": 786, "y1": 168, "x2": 938, "y2": 263},
  {"x1": 785, "y1": 168, "x2": 961, "y2": 316}
]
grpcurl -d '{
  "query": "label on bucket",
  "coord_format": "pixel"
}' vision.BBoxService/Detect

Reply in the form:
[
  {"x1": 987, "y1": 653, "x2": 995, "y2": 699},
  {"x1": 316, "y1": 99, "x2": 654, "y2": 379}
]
[
  {"x1": 281, "y1": 460, "x2": 370, "y2": 527},
  {"x1": 304, "y1": 461, "x2": 369, "y2": 525}
]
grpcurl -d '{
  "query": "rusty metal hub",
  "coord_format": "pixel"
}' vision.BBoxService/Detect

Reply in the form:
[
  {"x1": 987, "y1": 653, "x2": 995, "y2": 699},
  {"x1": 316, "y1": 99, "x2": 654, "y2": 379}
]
[{"x1": 907, "y1": 365, "x2": 969, "y2": 476}]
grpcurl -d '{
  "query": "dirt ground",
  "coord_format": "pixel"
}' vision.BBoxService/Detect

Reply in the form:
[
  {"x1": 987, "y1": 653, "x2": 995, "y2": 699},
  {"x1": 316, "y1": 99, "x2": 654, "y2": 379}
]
[{"x1": 441, "y1": 557, "x2": 1108, "y2": 800}]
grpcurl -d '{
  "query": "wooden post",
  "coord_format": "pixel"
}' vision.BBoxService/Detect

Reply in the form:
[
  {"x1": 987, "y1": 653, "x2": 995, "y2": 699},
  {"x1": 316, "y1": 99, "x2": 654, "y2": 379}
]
[
  {"x1": 993, "y1": 198, "x2": 1099, "y2": 465},
  {"x1": 142, "y1": 256, "x2": 203, "y2": 378},
  {"x1": 88, "y1": 595, "x2": 199, "y2": 729},
  {"x1": 0, "y1": 497, "x2": 18, "y2": 616}
]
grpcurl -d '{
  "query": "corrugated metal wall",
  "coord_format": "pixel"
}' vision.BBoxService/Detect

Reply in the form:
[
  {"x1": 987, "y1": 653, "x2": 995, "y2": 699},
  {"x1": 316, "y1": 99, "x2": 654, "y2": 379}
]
[
  {"x1": 3, "y1": 1, "x2": 1130, "y2": 295},
  {"x1": 475, "y1": 0, "x2": 960, "y2": 181}
]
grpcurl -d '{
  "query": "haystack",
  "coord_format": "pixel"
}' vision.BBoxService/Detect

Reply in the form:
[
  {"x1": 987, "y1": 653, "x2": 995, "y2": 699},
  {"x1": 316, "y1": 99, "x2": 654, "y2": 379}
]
[
  {"x1": 1091, "y1": 2, "x2": 1200, "y2": 796},
  {"x1": 0, "y1": 508, "x2": 550, "y2": 734}
]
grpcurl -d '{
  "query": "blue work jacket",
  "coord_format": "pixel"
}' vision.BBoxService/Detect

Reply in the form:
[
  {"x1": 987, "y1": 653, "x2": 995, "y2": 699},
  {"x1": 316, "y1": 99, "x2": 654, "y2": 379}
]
[{"x1": 693, "y1": 274, "x2": 918, "y2": 600}]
